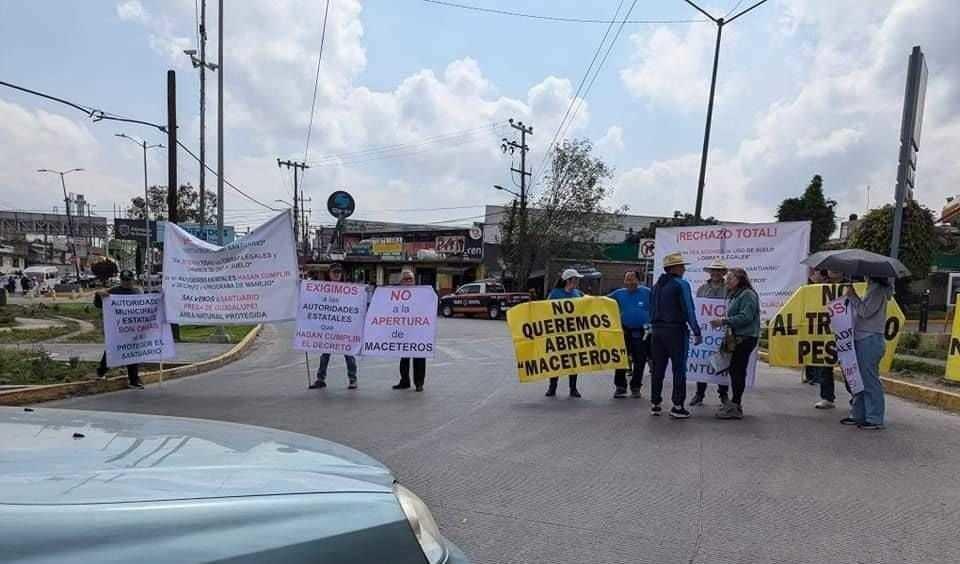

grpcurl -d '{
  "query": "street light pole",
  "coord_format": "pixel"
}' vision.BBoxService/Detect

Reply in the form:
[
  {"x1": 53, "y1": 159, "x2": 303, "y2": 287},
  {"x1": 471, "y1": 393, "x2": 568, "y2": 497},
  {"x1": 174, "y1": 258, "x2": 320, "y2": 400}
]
[
  {"x1": 116, "y1": 134, "x2": 163, "y2": 285},
  {"x1": 685, "y1": 0, "x2": 769, "y2": 221},
  {"x1": 184, "y1": 0, "x2": 218, "y2": 240},
  {"x1": 37, "y1": 168, "x2": 84, "y2": 279},
  {"x1": 216, "y1": 0, "x2": 225, "y2": 246}
]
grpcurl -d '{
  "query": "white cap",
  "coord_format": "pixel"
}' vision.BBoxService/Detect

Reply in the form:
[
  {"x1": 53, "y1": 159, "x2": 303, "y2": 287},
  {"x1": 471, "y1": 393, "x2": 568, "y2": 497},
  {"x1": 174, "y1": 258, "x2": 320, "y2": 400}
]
[{"x1": 561, "y1": 268, "x2": 584, "y2": 281}]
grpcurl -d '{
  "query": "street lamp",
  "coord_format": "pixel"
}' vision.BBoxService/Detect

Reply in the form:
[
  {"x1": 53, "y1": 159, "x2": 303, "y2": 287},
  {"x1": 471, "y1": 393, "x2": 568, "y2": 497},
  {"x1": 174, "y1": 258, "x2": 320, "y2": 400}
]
[
  {"x1": 493, "y1": 184, "x2": 521, "y2": 198},
  {"x1": 184, "y1": 37, "x2": 218, "y2": 237},
  {"x1": 37, "y1": 168, "x2": 84, "y2": 279},
  {"x1": 116, "y1": 133, "x2": 164, "y2": 285},
  {"x1": 274, "y1": 199, "x2": 293, "y2": 208},
  {"x1": 683, "y1": 0, "x2": 770, "y2": 221}
]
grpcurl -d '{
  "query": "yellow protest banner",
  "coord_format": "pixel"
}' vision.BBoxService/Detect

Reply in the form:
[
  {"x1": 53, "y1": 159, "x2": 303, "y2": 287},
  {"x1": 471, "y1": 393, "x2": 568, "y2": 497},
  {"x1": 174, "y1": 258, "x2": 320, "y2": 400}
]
[
  {"x1": 506, "y1": 296, "x2": 629, "y2": 383},
  {"x1": 945, "y1": 297, "x2": 960, "y2": 382},
  {"x1": 768, "y1": 283, "x2": 905, "y2": 373}
]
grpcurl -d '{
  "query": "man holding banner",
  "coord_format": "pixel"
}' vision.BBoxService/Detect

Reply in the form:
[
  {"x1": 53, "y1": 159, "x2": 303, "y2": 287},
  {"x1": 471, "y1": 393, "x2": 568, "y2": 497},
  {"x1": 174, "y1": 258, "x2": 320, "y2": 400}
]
[
  {"x1": 94, "y1": 270, "x2": 146, "y2": 388},
  {"x1": 297, "y1": 264, "x2": 364, "y2": 390}
]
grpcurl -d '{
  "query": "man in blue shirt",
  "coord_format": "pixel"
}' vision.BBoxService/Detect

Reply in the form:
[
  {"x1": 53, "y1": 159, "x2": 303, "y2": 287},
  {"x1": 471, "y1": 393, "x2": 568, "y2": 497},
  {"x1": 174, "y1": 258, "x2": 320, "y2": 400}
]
[
  {"x1": 650, "y1": 253, "x2": 702, "y2": 419},
  {"x1": 608, "y1": 270, "x2": 651, "y2": 399}
]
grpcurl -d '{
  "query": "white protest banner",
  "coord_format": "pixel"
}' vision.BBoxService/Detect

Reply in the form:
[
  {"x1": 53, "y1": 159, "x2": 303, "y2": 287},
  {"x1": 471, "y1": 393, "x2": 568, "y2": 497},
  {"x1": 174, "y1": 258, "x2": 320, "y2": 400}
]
[
  {"x1": 828, "y1": 298, "x2": 865, "y2": 394},
  {"x1": 293, "y1": 280, "x2": 368, "y2": 355},
  {"x1": 163, "y1": 211, "x2": 298, "y2": 324},
  {"x1": 361, "y1": 286, "x2": 438, "y2": 358},
  {"x1": 684, "y1": 297, "x2": 757, "y2": 386},
  {"x1": 103, "y1": 293, "x2": 175, "y2": 368},
  {"x1": 654, "y1": 221, "x2": 810, "y2": 320}
]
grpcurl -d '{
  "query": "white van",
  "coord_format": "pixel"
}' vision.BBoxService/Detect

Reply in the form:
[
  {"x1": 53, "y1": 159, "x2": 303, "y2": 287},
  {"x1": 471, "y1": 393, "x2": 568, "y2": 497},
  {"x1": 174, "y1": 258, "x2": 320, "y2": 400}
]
[{"x1": 22, "y1": 266, "x2": 62, "y2": 294}]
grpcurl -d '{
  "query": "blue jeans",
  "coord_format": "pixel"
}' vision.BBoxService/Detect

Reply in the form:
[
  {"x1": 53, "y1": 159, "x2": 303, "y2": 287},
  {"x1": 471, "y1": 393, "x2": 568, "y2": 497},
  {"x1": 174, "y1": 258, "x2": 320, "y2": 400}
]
[
  {"x1": 316, "y1": 353, "x2": 357, "y2": 383},
  {"x1": 851, "y1": 334, "x2": 885, "y2": 425}
]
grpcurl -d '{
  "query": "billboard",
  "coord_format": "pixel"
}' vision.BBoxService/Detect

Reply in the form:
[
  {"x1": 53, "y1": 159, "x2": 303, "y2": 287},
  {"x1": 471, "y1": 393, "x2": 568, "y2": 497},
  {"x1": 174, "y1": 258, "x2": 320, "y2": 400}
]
[{"x1": 0, "y1": 211, "x2": 107, "y2": 239}]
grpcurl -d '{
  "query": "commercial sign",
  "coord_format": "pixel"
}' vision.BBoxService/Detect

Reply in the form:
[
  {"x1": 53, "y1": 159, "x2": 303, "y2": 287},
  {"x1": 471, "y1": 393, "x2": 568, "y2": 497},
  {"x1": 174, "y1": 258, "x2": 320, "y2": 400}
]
[
  {"x1": 163, "y1": 211, "x2": 298, "y2": 324},
  {"x1": 506, "y1": 296, "x2": 628, "y2": 383},
  {"x1": 156, "y1": 222, "x2": 236, "y2": 245},
  {"x1": 436, "y1": 235, "x2": 465, "y2": 255},
  {"x1": 685, "y1": 298, "x2": 757, "y2": 386},
  {"x1": 361, "y1": 286, "x2": 438, "y2": 358},
  {"x1": 371, "y1": 237, "x2": 403, "y2": 258},
  {"x1": 768, "y1": 283, "x2": 904, "y2": 372},
  {"x1": 0, "y1": 211, "x2": 107, "y2": 239},
  {"x1": 654, "y1": 221, "x2": 810, "y2": 320},
  {"x1": 103, "y1": 293, "x2": 175, "y2": 368},
  {"x1": 327, "y1": 190, "x2": 356, "y2": 219},
  {"x1": 293, "y1": 280, "x2": 368, "y2": 355},
  {"x1": 114, "y1": 218, "x2": 156, "y2": 243}
]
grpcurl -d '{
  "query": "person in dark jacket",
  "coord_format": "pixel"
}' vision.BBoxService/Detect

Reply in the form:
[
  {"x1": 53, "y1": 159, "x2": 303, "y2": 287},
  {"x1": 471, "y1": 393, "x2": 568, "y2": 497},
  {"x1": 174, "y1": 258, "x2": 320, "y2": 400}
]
[
  {"x1": 544, "y1": 269, "x2": 585, "y2": 398},
  {"x1": 710, "y1": 267, "x2": 760, "y2": 419},
  {"x1": 691, "y1": 260, "x2": 730, "y2": 406},
  {"x1": 649, "y1": 253, "x2": 702, "y2": 419},
  {"x1": 608, "y1": 270, "x2": 650, "y2": 398},
  {"x1": 94, "y1": 269, "x2": 145, "y2": 389},
  {"x1": 308, "y1": 263, "x2": 359, "y2": 390},
  {"x1": 393, "y1": 268, "x2": 428, "y2": 392}
]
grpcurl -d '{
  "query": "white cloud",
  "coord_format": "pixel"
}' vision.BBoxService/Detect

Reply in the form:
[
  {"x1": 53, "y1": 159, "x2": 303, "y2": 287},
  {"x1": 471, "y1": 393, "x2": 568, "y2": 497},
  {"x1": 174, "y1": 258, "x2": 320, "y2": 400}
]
[
  {"x1": 796, "y1": 127, "x2": 864, "y2": 158},
  {"x1": 597, "y1": 125, "x2": 625, "y2": 154},
  {"x1": 116, "y1": 0, "x2": 149, "y2": 24}
]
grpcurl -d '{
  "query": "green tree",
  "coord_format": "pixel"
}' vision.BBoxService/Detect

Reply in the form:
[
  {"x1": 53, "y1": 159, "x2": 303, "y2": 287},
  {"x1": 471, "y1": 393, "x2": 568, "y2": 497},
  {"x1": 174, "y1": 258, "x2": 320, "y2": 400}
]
[
  {"x1": 776, "y1": 175, "x2": 837, "y2": 252},
  {"x1": 128, "y1": 184, "x2": 218, "y2": 223},
  {"x1": 498, "y1": 138, "x2": 624, "y2": 286},
  {"x1": 630, "y1": 211, "x2": 719, "y2": 241},
  {"x1": 90, "y1": 258, "x2": 118, "y2": 285},
  {"x1": 847, "y1": 200, "x2": 936, "y2": 279}
]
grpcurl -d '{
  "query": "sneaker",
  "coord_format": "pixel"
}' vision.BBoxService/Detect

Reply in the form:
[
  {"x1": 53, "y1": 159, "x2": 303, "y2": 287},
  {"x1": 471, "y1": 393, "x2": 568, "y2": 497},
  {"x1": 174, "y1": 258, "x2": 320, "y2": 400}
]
[
  {"x1": 718, "y1": 394, "x2": 729, "y2": 405},
  {"x1": 651, "y1": 404, "x2": 662, "y2": 416},
  {"x1": 393, "y1": 382, "x2": 411, "y2": 390},
  {"x1": 613, "y1": 387, "x2": 627, "y2": 399},
  {"x1": 415, "y1": 385, "x2": 424, "y2": 392},
  {"x1": 858, "y1": 422, "x2": 885, "y2": 430},
  {"x1": 840, "y1": 417, "x2": 861, "y2": 426},
  {"x1": 716, "y1": 403, "x2": 743, "y2": 420},
  {"x1": 348, "y1": 381, "x2": 358, "y2": 390},
  {"x1": 545, "y1": 387, "x2": 557, "y2": 397},
  {"x1": 569, "y1": 388, "x2": 582, "y2": 398},
  {"x1": 815, "y1": 399, "x2": 835, "y2": 410},
  {"x1": 669, "y1": 407, "x2": 691, "y2": 419},
  {"x1": 630, "y1": 388, "x2": 643, "y2": 399},
  {"x1": 689, "y1": 395, "x2": 705, "y2": 407},
  {"x1": 128, "y1": 381, "x2": 145, "y2": 389},
  {"x1": 308, "y1": 380, "x2": 327, "y2": 389}
]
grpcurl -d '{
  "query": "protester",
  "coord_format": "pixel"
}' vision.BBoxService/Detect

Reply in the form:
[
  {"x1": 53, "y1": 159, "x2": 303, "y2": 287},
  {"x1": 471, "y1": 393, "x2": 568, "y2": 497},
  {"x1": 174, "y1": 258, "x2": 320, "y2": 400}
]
[
  {"x1": 94, "y1": 269, "x2": 145, "y2": 389},
  {"x1": 710, "y1": 268, "x2": 760, "y2": 420},
  {"x1": 5, "y1": 275, "x2": 16, "y2": 295},
  {"x1": 545, "y1": 269, "x2": 585, "y2": 398},
  {"x1": 843, "y1": 278, "x2": 893, "y2": 430},
  {"x1": 394, "y1": 268, "x2": 427, "y2": 392},
  {"x1": 805, "y1": 269, "x2": 838, "y2": 408},
  {"x1": 608, "y1": 270, "x2": 650, "y2": 399},
  {"x1": 649, "y1": 252, "x2": 702, "y2": 419},
  {"x1": 309, "y1": 263, "x2": 359, "y2": 390},
  {"x1": 692, "y1": 260, "x2": 730, "y2": 406}
]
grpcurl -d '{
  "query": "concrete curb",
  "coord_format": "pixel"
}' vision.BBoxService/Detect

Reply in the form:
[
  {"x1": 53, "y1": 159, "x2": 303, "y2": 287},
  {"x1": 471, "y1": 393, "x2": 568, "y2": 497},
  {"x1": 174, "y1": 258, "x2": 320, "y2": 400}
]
[
  {"x1": 0, "y1": 325, "x2": 263, "y2": 406},
  {"x1": 757, "y1": 350, "x2": 960, "y2": 414}
]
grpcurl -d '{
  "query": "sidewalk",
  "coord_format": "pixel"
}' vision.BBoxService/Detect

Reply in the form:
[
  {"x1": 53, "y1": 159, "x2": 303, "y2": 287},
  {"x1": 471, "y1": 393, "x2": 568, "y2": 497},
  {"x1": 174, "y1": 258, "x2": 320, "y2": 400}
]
[{"x1": 0, "y1": 342, "x2": 233, "y2": 363}]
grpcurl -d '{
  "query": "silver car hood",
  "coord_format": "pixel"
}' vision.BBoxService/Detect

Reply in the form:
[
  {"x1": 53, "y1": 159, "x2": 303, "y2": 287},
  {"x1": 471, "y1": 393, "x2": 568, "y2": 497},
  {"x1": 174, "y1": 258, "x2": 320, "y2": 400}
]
[{"x1": 0, "y1": 407, "x2": 395, "y2": 504}]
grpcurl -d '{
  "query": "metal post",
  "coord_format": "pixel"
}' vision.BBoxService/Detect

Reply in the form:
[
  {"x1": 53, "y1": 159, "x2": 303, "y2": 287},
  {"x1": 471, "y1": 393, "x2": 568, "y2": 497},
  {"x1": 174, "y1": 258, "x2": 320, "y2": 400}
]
[
  {"x1": 198, "y1": 0, "x2": 207, "y2": 237},
  {"x1": 167, "y1": 70, "x2": 180, "y2": 341},
  {"x1": 217, "y1": 0, "x2": 225, "y2": 246},
  {"x1": 919, "y1": 289, "x2": 930, "y2": 333},
  {"x1": 59, "y1": 174, "x2": 81, "y2": 280},
  {"x1": 141, "y1": 140, "x2": 152, "y2": 284},
  {"x1": 694, "y1": 20, "x2": 723, "y2": 222}
]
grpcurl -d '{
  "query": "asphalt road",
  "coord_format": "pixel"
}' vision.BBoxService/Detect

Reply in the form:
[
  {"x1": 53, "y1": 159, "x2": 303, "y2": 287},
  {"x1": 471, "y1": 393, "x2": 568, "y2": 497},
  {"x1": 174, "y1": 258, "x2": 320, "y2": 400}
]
[{"x1": 50, "y1": 319, "x2": 960, "y2": 564}]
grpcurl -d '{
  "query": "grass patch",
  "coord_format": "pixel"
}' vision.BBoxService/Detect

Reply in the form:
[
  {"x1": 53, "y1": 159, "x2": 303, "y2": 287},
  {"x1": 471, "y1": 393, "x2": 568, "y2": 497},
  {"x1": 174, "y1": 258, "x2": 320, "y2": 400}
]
[
  {"x1": 178, "y1": 325, "x2": 255, "y2": 343},
  {"x1": 0, "y1": 348, "x2": 120, "y2": 386},
  {"x1": 892, "y1": 357, "x2": 944, "y2": 375},
  {"x1": 0, "y1": 322, "x2": 78, "y2": 344}
]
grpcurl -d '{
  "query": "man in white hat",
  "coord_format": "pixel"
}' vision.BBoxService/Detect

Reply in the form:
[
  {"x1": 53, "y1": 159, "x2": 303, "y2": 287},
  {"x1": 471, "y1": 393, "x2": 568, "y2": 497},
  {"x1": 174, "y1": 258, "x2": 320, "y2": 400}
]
[
  {"x1": 649, "y1": 252, "x2": 702, "y2": 419},
  {"x1": 691, "y1": 260, "x2": 730, "y2": 407}
]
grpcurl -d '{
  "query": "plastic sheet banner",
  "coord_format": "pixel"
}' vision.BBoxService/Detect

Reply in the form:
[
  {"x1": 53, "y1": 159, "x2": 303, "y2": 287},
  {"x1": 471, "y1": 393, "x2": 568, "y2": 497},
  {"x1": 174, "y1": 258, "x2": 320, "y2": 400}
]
[
  {"x1": 768, "y1": 283, "x2": 904, "y2": 372},
  {"x1": 686, "y1": 298, "x2": 757, "y2": 386},
  {"x1": 654, "y1": 221, "x2": 810, "y2": 321},
  {"x1": 103, "y1": 293, "x2": 175, "y2": 368},
  {"x1": 946, "y1": 297, "x2": 960, "y2": 382},
  {"x1": 506, "y1": 296, "x2": 629, "y2": 383},
  {"x1": 293, "y1": 281, "x2": 368, "y2": 355},
  {"x1": 163, "y1": 211, "x2": 298, "y2": 324},
  {"x1": 828, "y1": 298, "x2": 865, "y2": 394},
  {"x1": 361, "y1": 286, "x2": 438, "y2": 358}
]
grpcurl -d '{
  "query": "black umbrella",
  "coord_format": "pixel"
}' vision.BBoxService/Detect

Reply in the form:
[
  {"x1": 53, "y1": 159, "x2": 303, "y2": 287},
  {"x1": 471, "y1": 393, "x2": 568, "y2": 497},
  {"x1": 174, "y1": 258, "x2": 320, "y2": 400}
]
[{"x1": 802, "y1": 249, "x2": 911, "y2": 278}]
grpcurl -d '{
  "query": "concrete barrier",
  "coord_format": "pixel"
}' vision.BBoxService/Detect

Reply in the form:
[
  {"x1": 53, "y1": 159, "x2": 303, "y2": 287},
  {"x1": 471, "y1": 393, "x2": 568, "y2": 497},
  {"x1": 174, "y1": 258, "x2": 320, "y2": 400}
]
[{"x1": 0, "y1": 325, "x2": 262, "y2": 406}]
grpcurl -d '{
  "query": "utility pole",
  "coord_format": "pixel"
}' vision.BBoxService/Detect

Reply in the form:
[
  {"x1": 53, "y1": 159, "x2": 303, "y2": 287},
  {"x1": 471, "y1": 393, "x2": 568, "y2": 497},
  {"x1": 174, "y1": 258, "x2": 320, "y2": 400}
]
[
  {"x1": 167, "y1": 69, "x2": 180, "y2": 340},
  {"x1": 301, "y1": 195, "x2": 312, "y2": 252},
  {"x1": 184, "y1": 0, "x2": 218, "y2": 240},
  {"x1": 116, "y1": 133, "x2": 163, "y2": 283},
  {"x1": 498, "y1": 118, "x2": 533, "y2": 287},
  {"x1": 277, "y1": 159, "x2": 309, "y2": 253},
  {"x1": 683, "y1": 0, "x2": 770, "y2": 221},
  {"x1": 216, "y1": 0, "x2": 225, "y2": 246},
  {"x1": 37, "y1": 168, "x2": 83, "y2": 279}
]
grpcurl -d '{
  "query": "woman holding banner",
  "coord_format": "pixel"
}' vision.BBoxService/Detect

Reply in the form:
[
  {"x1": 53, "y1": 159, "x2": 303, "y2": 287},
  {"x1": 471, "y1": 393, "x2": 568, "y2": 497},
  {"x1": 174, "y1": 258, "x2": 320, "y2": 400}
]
[
  {"x1": 545, "y1": 269, "x2": 585, "y2": 398},
  {"x1": 710, "y1": 268, "x2": 759, "y2": 420},
  {"x1": 393, "y1": 268, "x2": 428, "y2": 392},
  {"x1": 842, "y1": 279, "x2": 892, "y2": 430}
]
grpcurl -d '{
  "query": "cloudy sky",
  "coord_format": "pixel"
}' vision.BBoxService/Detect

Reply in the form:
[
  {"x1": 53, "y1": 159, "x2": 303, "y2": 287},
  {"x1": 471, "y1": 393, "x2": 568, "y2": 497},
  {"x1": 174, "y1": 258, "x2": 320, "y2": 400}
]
[{"x1": 1, "y1": 0, "x2": 957, "y2": 232}]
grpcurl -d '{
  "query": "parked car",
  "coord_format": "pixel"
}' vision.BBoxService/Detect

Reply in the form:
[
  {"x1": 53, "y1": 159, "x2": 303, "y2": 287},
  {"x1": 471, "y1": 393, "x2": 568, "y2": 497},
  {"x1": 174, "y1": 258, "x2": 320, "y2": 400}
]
[
  {"x1": 438, "y1": 280, "x2": 531, "y2": 319},
  {"x1": 0, "y1": 407, "x2": 469, "y2": 564}
]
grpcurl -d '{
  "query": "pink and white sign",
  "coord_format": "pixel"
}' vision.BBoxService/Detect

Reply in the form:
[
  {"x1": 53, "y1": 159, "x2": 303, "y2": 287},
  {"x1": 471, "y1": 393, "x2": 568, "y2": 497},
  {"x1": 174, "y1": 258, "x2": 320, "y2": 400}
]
[{"x1": 361, "y1": 286, "x2": 438, "y2": 358}]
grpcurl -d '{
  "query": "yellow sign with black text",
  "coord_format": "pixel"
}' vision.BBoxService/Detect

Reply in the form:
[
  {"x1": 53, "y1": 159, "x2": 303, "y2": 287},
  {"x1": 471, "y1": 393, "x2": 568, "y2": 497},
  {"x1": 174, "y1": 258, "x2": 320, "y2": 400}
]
[
  {"x1": 506, "y1": 296, "x2": 629, "y2": 383},
  {"x1": 768, "y1": 283, "x2": 904, "y2": 372},
  {"x1": 945, "y1": 297, "x2": 960, "y2": 382}
]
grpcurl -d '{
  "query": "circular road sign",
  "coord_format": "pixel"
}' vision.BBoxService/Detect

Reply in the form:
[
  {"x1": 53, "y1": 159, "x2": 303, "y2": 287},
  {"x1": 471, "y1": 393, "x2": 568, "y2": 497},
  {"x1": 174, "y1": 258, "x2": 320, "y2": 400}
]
[
  {"x1": 639, "y1": 240, "x2": 655, "y2": 259},
  {"x1": 327, "y1": 191, "x2": 356, "y2": 219}
]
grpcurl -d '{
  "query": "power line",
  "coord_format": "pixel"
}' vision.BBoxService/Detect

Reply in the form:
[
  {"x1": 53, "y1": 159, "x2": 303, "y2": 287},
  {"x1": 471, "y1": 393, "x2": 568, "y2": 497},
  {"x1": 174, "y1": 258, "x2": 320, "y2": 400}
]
[
  {"x1": 309, "y1": 122, "x2": 506, "y2": 164},
  {"x1": 724, "y1": 0, "x2": 746, "y2": 19},
  {"x1": 422, "y1": 0, "x2": 705, "y2": 24},
  {"x1": 309, "y1": 133, "x2": 492, "y2": 168},
  {"x1": 175, "y1": 141, "x2": 280, "y2": 211},
  {"x1": 303, "y1": 0, "x2": 332, "y2": 166}
]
